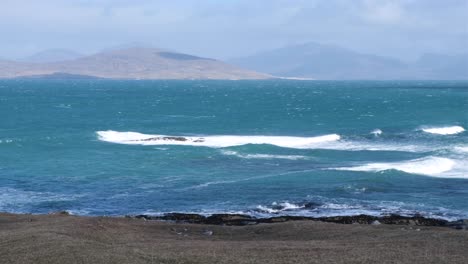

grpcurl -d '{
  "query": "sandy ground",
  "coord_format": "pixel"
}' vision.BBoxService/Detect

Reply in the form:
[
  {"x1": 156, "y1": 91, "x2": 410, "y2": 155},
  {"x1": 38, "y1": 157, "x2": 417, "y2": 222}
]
[{"x1": 0, "y1": 213, "x2": 467, "y2": 264}]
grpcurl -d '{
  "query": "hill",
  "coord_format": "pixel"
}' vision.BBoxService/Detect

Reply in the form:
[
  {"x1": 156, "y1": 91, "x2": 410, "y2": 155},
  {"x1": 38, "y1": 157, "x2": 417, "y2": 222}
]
[
  {"x1": 0, "y1": 48, "x2": 271, "y2": 80},
  {"x1": 229, "y1": 42, "x2": 468, "y2": 80}
]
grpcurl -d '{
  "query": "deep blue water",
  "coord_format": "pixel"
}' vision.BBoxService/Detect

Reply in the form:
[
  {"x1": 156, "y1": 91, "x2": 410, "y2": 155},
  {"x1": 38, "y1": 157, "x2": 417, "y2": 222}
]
[{"x1": 0, "y1": 80, "x2": 467, "y2": 220}]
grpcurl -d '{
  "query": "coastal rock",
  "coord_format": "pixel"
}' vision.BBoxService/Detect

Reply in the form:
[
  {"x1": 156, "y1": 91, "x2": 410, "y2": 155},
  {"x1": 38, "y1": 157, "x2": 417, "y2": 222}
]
[
  {"x1": 205, "y1": 214, "x2": 256, "y2": 225},
  {"x1": 159, "y1": 213, "x2": 207, "y2": 223},
  {"x1": 140, "y1": 136, "x2": 188, "y2": 142},
  {"x1": 318, "y1": 214, "x2": 448, "y2": 226},
  {"x1": 132, "y1": 213, "x2": 457, "y2": 228},
  {"x1": 262, "y1": 216, "x2": 312, "y2": 224},
  {"x1": 48, "y1": 211, "x2": 70, "y2": 216},
  {"x1": 446, "y1": 219, "x2": 468, "y2": 230},
  {"x1": 318, "y1": 215, "x2": 378, "y2": 224},
  {"x1": 380, "y1": 215, "x2": 448, "y2": 226}
]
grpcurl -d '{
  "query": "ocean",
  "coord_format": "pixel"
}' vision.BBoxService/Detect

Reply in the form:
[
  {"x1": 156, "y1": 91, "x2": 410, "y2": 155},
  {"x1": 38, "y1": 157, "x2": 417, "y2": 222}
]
[{"x1": 0, "y1": 80, "x2": 467, "y2": 220}]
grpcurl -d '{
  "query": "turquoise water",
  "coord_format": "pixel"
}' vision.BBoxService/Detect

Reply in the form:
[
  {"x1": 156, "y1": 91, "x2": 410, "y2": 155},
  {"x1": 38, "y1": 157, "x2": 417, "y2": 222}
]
[{"x1": 0, "y1": 80, "x2": 467, "y2": 220}]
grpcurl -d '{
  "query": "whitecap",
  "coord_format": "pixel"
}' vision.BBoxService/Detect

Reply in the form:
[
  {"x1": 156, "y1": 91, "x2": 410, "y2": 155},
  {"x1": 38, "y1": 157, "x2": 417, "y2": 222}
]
[
  {"x1": 256, "y1": 202, "x2": 306, "y2": 214},
  {"x1": 252, "y1": 199, "x2": 467, "y2": 221},
  {"x1": 96, "y1": 130, "x2": 340, "y2": 149},
  {"x1": 454, "y1": 146, "x2": 468, "y2": 153},
  {"x1": 370, "y1": 129, "x2": 382, "y2": 136},
  {"x1": 421, "y1": 126, "x2": 465, "y2": 135},
  {"x1": 96, "y1": 130, "x2": 462, "y2": 153},
  {"x1": 330, "y1": 156, "x2": 466, "y2": 178},
  {"x1": 220, "y1": 150, "x2": 307, "y2": 160}
]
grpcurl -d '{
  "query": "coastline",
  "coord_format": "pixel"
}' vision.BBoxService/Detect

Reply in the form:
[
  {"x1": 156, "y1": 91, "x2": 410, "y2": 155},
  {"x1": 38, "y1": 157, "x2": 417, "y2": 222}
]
[
  {"x1": 1, "y1": 212, "x2": 467, "y2": 264},
  {"x1": 131, "y1": 212, "x2": 467, "y2": 227}
]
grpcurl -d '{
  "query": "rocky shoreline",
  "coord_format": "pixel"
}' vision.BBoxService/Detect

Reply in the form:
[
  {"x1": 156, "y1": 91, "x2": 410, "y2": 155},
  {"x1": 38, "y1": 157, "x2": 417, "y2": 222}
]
[{"x1": 131, "y1": 212, "x2": 468, "y2": 229}]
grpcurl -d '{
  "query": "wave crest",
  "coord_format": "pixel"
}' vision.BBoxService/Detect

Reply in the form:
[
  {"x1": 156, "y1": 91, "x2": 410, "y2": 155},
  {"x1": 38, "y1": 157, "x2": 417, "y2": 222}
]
[
  {"x1": 422, "y1": 126, "x2": 465, "y2": 135},
  {"x1": 96, "y1": 130, "x2": 340, "y2": 149},
  {"x1": 330, "y1": 156, "x2": 465, "y2": 178},
  {"x1": 220, "y1": 150, "x2": 307, "y2": 160}
]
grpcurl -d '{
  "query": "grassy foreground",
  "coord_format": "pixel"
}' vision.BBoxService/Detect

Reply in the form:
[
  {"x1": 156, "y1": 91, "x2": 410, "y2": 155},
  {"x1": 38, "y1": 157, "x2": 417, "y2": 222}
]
[{"x1": 1, "y1": 213, "x2": 467, "y2": 264}]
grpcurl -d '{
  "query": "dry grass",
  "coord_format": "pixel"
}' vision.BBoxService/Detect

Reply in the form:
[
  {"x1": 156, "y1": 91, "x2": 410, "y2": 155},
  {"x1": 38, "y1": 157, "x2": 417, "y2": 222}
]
[{"x1": 1, "y1": 213, "x2": 467, "y2": 264}]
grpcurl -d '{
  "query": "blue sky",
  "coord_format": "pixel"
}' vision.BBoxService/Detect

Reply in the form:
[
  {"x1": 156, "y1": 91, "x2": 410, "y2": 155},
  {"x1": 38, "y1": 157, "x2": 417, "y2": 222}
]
[{"x1": 1, "y1": 0, "x2": 467, "y2": 60}]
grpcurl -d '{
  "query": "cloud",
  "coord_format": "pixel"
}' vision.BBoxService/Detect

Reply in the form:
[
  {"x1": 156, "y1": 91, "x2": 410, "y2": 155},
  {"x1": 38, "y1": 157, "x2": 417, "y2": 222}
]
[
  {"x1": 360, "y1": 0, "x2": 406, "y2": 24},
  {"x1": 0, "y1": 0, "x2": 466, "y2": 59}
]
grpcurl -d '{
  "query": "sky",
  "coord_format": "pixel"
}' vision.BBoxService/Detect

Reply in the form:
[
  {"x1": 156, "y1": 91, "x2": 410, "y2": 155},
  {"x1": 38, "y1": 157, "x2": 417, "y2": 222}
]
[{"x1": 0, "y1": 0, "x2": 467, "y2": 61}]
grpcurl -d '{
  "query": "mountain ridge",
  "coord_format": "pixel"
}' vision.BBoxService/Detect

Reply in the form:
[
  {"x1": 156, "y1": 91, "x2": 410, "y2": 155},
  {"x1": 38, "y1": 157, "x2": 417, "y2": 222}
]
[
  {"x1": 0, "y1": 48, "x2": 271, "y2": 80},
  {"x1": 229, "y1": 42, "x2": 468, "y2": 80}
]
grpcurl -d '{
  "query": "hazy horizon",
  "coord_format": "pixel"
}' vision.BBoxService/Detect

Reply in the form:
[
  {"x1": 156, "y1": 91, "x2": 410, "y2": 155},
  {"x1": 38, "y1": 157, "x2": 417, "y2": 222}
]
[{"x1": 1, "y1": 0, "x2": 467, "y2": 61}]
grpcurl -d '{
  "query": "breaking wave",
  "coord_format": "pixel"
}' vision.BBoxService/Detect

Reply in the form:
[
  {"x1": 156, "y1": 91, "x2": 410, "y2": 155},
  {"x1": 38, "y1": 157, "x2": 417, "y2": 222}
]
[
  {"x1": 330, "y1": 156, "x2": 467, "y2": 178},
  {"x1": 252, "y1": 199, "x2": 467, "y2": 221},
  {"x1": 370, "y1": 129, "x2": 382, "y2": 136},
  {"x1": 96, "y1": 130, "x2": 465, "y2": 153},
  {"x1": 96, "y1": 130, "x2": 425, "y2": 152},
  {"x1": 421, "y1": 126, "x2": 465, "y2": 135},
  {"x1": 96, "y1": 130, "x2": 340, "y2": 149},
  {"x1": 220, "y1": 150, "x2": 308, "y2": 160}
]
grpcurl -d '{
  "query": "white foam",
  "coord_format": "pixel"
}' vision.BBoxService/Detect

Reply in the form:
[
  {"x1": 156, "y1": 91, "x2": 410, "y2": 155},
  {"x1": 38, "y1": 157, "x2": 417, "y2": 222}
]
[
  {"x1": 422, "y1": 126, "x2": 465, "y2": 135},
  {"x1": 257, "y1": 202, "x2": 305, "y2": 214},
  {"x1": 221, "y1": 150, "x2": 307, "y2": 160},
  {"x1": 331, "y1": 156, "x2": 466, "y2": 178},
  {"x1": 370, "y1": 129, "x2": 382, "y2": 136},
  {"x1": 323, "y1": 141, "x2": 427, "y2": 152},
  {"x1": 96, "y1": 130, "x2": 463, "y2": 153},
  {"x1": 96, "y1": 130, "x2": 340, "y2": 149},
  {"x1": 454, "y1": 146, "x2": 468, "y2": 153}
]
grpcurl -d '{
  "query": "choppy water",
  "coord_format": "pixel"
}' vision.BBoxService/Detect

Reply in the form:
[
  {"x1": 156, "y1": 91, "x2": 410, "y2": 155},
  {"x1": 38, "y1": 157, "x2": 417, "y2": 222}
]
[{"x1": 0, "y1": 80, "x2": 467, "y2": 220}]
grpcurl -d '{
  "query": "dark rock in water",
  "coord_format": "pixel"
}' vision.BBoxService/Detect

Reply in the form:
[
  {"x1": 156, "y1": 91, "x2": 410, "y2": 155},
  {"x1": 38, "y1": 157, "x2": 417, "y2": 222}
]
[
  {"x1": 139, "y1": 136, "x2": 188, "y2": 142},
  {"x1": 135, "y1": 136, "x2": 206, "y2": 142},
  {"x1": 161, "y1": 137, "x2": 188, "y2": 141}
]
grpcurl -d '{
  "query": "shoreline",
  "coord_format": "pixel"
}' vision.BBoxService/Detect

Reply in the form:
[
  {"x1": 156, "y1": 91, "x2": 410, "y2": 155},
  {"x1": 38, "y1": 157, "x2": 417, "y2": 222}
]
[
  {"x1": 1, "y1": 212, "x2": 467, "y2": 263},
  {"x1": 130, "y1": 212, "x2": 468, "y2": 228},
  {"x1": 4, "y1": 211, "x2": 468, "y2": 228}
]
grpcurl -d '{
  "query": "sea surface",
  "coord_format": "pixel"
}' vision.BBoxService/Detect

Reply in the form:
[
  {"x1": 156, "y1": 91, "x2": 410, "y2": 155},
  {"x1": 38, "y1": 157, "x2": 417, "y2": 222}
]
[{"x1": 1, "y1": 80, "x2": 467, "y2": 220}]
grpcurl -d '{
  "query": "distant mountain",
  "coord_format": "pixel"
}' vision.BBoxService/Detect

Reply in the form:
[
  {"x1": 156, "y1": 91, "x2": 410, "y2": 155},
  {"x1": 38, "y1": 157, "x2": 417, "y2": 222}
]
[
  {"x1": 229, "y1": 42, "x2": 468, "y2": 80},
  {"x1": 21, "y1": 49, "x2": 84, "y2": 63},
  {"x1": 411, "y1": 53, "x2": 468, "y2": 79},
  {"x1": 0, "y1": 48, "x2": 270, "y2": 80}
]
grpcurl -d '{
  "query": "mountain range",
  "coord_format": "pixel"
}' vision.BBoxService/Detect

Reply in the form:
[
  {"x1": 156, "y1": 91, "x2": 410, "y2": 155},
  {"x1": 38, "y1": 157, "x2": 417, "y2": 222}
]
[
  {"x1": 1, "y1": 43, "x2": 467, "y2": 80},
  {"x1": 0, "y1": 48, "x2": 270, "y2": 80},
  {"x1": 229, "y1": 42, "x2": 468, "y2": 80}
]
